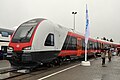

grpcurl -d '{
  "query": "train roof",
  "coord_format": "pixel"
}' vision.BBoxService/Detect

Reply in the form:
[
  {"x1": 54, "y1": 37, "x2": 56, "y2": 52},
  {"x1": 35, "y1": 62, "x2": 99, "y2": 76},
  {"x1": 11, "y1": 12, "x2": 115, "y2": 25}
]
[
  {"x1": 0, "y1": 28, "x2": 14, "y2": 35},
  {"x1": 96, "y1": 39, "x2": 120, "y2": 47},
  {"x1": 97, "y1": 39, "x2": 112, "y2": 44},
  {"x1": 112, "y1": 42, "x2": 120, "y2": 46},
  {"x1": 25, "y1": 18, "x2": 46, "y2": 23},
  {"x1": 22, "y1": 18, "x2": 119, "y2": 44},
  {"x1": 57, "y1": 22, "x2": 97, "y2": 42}
]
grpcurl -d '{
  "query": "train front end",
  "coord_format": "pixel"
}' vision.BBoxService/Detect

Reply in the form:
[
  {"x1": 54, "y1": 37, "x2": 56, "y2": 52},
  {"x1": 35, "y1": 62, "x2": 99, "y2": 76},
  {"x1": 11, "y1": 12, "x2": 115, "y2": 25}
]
[{"x1": 8, "y1": 19, "x2": 45, "y2": 66}]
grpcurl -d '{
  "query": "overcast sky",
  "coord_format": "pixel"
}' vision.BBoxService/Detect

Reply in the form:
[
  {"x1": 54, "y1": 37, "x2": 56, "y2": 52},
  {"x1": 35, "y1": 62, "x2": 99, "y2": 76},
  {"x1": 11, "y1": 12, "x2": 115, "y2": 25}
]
[{"x1": 0, "y1": 0, "x2": 120, "y2": 42}]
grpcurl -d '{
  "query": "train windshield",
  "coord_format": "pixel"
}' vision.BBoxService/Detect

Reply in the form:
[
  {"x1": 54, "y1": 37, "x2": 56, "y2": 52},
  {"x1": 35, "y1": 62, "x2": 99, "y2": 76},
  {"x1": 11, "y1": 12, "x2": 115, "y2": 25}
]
[{"x1": 12, "y1": 22, "x2": 38, "y2": 43}]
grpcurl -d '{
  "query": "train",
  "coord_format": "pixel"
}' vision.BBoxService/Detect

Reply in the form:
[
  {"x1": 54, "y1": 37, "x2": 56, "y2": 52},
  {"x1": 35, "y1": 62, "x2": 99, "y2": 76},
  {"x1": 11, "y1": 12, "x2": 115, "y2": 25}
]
[
  {"x1": 0, "y1": 28, "x2": 14, "y2": 59},
  {"x1": 7, "y1": 18, "x2": 119, "y2": 68}
]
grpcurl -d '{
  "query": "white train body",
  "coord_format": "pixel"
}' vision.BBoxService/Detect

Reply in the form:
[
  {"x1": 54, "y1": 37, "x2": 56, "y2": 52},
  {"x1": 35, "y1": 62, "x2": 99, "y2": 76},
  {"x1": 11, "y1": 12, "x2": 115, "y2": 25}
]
[
  {"x1": 30, "y1": 20, "x2": 68, "y2": 52},
  {"x1": 8, "y1": 18, "x2": 70, "y2": 64}
]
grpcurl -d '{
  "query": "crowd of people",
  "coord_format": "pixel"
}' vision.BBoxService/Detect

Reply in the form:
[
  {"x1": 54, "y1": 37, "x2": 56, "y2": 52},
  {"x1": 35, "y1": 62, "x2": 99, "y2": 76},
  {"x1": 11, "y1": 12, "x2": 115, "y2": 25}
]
[{"x1": 100, "y1": 46, "x2": 120, "y2": 67}]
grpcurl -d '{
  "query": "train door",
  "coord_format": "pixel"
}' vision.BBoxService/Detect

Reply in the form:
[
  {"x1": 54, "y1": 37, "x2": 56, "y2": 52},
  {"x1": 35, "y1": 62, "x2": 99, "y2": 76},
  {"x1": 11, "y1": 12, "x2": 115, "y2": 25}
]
[{"x1": 77, "y1": 38, "x2": 82, "y2": 56}]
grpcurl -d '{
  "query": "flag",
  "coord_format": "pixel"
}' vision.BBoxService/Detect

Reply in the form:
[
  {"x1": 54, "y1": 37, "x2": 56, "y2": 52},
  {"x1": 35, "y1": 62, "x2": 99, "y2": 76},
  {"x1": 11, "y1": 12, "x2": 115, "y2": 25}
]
[{"x1": 85, "y1": 4, "x2": 90, "y2": 44}]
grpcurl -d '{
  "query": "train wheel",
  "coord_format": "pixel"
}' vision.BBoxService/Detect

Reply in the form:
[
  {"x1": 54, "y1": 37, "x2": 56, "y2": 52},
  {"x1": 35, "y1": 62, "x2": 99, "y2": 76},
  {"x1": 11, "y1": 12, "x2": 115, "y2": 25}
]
[
  {"x1": 65, "y1": 56, "x2": 71, "y2": 63},
  {"x1": 46, "y1": 61, "x2": 55, "y2": 68},
  {"x1": 52, "y1": 59, "x2": 59, "y2": 66},
  {"x1": 58, "y1": 58, "x2": 62, "y2": 66},
  {"x1": 50, "y1": 63, "x2": 55, "y2": 68}
]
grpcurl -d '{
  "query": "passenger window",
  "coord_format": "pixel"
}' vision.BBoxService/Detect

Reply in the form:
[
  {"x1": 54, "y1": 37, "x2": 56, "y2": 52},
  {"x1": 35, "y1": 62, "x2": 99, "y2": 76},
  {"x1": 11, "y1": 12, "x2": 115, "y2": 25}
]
[
  {"x1": 45, "y1": 33, "x2": 54, "y2": 46},
  {"x1": 1, "y1": 32, "x2": 9, "y2": 37}
]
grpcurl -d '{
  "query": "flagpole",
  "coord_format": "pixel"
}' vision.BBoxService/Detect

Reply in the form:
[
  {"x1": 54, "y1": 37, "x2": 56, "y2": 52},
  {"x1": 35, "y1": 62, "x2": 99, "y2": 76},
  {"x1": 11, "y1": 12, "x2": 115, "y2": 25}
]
[
  {"x1": 85, "y1": 43, "x2": 87, "y2": 61},
  {"x1": 85, "y1": 4, "x2": 88, "y2": 62},
  {"x1": 81, "y1": 4, "x2": 90, "y2": 66}
]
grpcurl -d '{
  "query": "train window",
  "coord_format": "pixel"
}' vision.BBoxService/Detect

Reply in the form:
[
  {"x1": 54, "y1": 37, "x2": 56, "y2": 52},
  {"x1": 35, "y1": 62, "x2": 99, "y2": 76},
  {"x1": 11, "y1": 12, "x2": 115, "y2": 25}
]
[
  {"x1": 98, "y1": 43, "x2": 101, "y2": 49},
  {"x1": 82, "y1": 39, "x2": 85, "y2": 50},
  {"x1": 89, "y1": 41, "x2": 92, "y2": 49},
  {"x1": 45, "y1": 33, "x2": 54, "y2": 46},
  {"x1": 94, "y1": 42, "x2": 97, "y2": 50},
  {"x1": 77, "y1": 38, "x2": 82, "y2": 50},
  {"x1": 1, "y1": 46, "x2": 7, "y2": 53},
  {"x1": 1, "y1": 32, "x2": 9, "y2": 37},
  {"x1": 87, "y1": 41, "x2": 90, "y2": 50},
  {"x1": 11, "y1": 22, "x2": 37, "y2": 42},
  {"x1": 71, "y1": 37, "x2": 77, "y2": 50},
  {"x1": 62, "y1": 35, "x2": 77, "y2": 50},
  {"x1": 62, "y1": 36, "x2": 70, "y2": 50}
]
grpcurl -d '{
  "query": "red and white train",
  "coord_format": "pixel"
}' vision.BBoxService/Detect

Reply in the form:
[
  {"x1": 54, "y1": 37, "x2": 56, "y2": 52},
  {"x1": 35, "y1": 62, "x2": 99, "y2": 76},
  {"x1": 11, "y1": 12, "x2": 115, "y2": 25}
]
[{"x1": 7, "y1": 18, "x2": 119, "y2": 67}]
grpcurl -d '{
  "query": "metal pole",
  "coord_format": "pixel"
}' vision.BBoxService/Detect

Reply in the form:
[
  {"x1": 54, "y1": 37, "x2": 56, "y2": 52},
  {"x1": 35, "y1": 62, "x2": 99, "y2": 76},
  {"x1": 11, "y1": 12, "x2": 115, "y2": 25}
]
[
  {"x1": 85, "y1": 43, "x2": 87, "y2": 61},
  {"x1": 74, "y1": 14, "x2": 75, "y2": 30},
  {"x1": 72, "y1": 12, "x2": 77, "y2": 31}
]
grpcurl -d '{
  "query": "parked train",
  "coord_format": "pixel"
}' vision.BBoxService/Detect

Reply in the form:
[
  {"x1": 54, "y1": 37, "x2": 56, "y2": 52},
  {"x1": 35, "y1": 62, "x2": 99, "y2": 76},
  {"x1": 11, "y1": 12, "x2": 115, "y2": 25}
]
[
  {"x1": 7, "y1": 18, "x2": 118, "y2": 67},
  {"x1": 0, "y1": 28, "x2": 14, "y2": 59}
]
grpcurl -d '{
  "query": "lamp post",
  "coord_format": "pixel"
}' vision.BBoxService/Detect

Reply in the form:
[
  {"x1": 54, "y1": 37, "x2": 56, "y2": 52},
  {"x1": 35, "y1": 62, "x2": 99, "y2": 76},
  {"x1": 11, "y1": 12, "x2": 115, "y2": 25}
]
[{"x1": 72, "y1": 12, "x2": 77, "y2": 31}]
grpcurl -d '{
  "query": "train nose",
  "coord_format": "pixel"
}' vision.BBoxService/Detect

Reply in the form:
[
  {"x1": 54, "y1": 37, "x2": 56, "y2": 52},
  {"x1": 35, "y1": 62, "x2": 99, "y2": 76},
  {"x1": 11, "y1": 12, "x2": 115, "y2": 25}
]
[
  {"x1": 12, "y1": 52, "x2": 32, "y2": 62},
  {"x1": 22, "y1": 53, "x2": 32, "y2": 62}
]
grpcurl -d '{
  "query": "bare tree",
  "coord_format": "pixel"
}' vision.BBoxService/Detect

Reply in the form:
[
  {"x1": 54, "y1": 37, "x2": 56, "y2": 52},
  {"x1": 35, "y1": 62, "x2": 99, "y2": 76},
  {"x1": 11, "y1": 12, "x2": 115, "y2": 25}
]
[
  {"x1": 103, "y1": 37, "x2": 106, "y2": 40},
  {"x1": 110, "y1": 39, "x2": 113, "y2": 42}
]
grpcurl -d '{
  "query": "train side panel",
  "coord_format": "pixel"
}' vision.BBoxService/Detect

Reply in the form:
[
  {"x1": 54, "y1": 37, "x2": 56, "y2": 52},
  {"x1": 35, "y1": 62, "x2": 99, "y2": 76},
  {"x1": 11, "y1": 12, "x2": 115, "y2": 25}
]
[
  {"x1": 22, "y1": 20, "x2": 69, "y2": 63},
  {"x1": 54, "y1": 25, "x2": 69, "y2": 50},
  {"x1": 31, "y1": 20, "x2": 55, "y2": 51}
]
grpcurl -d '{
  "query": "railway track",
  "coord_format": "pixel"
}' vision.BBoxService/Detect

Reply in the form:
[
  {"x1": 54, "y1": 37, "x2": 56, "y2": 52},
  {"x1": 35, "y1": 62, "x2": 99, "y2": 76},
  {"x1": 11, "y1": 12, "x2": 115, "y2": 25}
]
[
  {"x1": 0, "y1": 57, "x2": 96, "y2": 80},
  {"x1": 0, "y1": 64, "x2": 46, "y2": 80}
]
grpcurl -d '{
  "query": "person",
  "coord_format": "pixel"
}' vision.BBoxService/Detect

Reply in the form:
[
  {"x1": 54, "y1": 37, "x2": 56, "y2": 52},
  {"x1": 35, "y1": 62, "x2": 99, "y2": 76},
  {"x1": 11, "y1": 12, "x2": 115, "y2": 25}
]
[
  {"x1": 93, "y1": 50, "x2": 97, "y2": 59},
  {"x1": 111, "y1": 47, "x2": 116, "y2": 56},
  {"x1": 117, "y1": 48, "x2": 120, "y2": 56},
  {"x1": 101, "y1": 48, "x2": 106, "y2": 67},
  {"x1": 108, "y1": 49, "x2": 112, "y2": 62},
  {"x1": 118, "y1": 50, "x2": 120, "y2": 56}
]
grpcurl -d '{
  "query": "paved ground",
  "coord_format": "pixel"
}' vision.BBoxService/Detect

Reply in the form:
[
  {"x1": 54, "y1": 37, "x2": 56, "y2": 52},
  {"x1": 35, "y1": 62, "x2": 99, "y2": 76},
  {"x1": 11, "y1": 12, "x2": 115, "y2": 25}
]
[
  {"x1": 0, "y1": 60, "x2": 11, "y2": 70},
  {"x1": 1, "y1": 56, "x2": 120, "y2": 80},
  {"x1": 37, "y1": 56, "x2": 120, "y2": 80}
]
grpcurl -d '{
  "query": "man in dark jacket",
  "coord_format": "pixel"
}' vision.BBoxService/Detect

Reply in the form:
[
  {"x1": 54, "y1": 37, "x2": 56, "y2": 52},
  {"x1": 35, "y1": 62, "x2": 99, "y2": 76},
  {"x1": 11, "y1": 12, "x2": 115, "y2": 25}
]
[{"x1": 101, "y1": 49, "x2": 106, "y2": 67}]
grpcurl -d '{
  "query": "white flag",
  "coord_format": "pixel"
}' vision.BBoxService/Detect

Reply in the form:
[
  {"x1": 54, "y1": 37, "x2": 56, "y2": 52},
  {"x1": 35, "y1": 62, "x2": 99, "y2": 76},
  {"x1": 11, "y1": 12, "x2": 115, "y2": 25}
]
[{"x1": 85, "y1": 4, "x2": 90, "y2": 44}]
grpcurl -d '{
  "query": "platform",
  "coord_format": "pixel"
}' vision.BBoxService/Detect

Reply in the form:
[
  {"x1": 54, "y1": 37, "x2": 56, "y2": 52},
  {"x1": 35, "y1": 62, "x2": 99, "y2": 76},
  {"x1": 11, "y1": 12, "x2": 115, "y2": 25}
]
[
  {"x1": 1, "y1": 56, "x2": 120, "y2": 80},
  {"x1": 37, "y1": 56, "x2": 120, "y2": 80}
]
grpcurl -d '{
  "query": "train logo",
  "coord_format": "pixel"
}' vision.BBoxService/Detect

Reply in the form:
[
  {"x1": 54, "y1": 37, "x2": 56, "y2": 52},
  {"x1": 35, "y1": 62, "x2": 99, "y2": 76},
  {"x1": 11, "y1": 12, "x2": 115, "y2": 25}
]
[{"x1": 16, "y1": 44, "x2": 20, "y2": 48}]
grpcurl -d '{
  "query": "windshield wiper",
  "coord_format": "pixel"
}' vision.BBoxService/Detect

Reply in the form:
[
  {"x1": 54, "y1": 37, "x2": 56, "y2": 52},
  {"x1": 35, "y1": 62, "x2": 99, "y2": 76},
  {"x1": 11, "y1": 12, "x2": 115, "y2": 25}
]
[
  {"x1": 19, "y1": 27, "x2": 33, "y2": 42},
  {"x1": 25, "y1": 27, "x2": 33, "y2": 37}
]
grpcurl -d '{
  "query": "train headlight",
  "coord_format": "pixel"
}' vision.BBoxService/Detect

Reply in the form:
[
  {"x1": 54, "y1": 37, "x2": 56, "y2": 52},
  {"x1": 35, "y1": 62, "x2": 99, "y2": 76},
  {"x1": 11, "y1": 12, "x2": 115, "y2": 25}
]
[
  {"x1": 8, "y1": 47, "x2": 13, "y2": 50},
  {"x1": 7, "y1": 47, "x2": 13, "y2": 52},
  {"x1": 23, "y1": 46, "x2": 31, "y2": 50}
]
